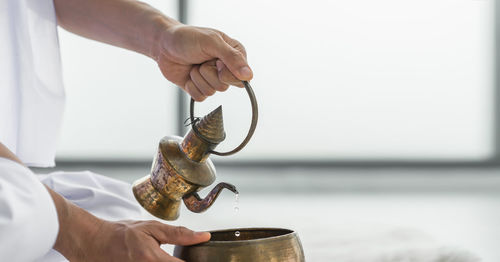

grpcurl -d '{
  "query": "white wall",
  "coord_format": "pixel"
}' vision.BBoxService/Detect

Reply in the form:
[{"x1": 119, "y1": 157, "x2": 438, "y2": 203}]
[
  {"x1": 189, "y1": 0, "x2": 495, "y2": 161},
  {"x1": 56, "y1": 0, "x2": 495, "y2": 162}
]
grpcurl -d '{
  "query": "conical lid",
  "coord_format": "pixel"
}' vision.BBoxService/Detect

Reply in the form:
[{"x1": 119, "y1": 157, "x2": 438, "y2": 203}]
[{"x1": 195, "y1": 105, "x2": 226, "y2": 143}]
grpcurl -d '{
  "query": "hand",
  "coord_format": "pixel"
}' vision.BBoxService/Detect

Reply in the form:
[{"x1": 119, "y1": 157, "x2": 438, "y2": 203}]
[
  {"x1": 50, "y1": 191, "x2": 210, "y2": 262},
  {"x1": 53, "y1": 0, "x2": 251, "y2": 101},
  {"x1": 155, "y1": 25, "x2": 253, "y2": 101},
  {"x1": 82, "y1": 220, "x2": 210, "y2": 262},
  {"x1": 65, "y1": 219, "x2": 210, "y2": 262}
]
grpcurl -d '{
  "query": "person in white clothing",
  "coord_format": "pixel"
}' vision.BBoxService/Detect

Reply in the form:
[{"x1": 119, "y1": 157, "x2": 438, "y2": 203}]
[{"x1": 0, "y1": 0, "x2": 253, "y2": 261}]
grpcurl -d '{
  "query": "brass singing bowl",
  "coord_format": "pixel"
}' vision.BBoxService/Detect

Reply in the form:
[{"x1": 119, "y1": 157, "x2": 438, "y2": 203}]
[{"x1": 173, "y1": 228, "x2": 305, "y2": 262}]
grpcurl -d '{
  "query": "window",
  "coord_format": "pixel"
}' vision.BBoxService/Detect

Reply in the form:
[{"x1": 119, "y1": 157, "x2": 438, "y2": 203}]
[
  {"x1": 57, "y1": 0, "x2": 496, "y2": 163},
  {"x1": 56, "y1": 1, "x2": 178, "y2": 160}
]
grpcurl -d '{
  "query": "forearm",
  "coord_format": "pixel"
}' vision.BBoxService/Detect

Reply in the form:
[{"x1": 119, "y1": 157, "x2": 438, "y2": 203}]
[
  {"x1": 0, "y1": 143, "x2": 23, "y2": 165},
  {"x1": 0, "y1": 143, "x2": 100, "y2": 260},
  {"x1": 47, "y1": 187, "x2": 103, "y2": 260},
  {"x1": 53, "y1": 0, "x2": 180, "y2": 59}
]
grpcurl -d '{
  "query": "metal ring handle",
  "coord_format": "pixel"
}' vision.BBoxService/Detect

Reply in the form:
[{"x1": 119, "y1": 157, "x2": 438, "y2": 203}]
[{"x1": 189, "y1": 81, "x2": 258, "y2": 156}]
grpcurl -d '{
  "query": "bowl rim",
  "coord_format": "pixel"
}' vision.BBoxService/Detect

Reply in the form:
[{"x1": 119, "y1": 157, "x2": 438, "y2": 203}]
[{"x1": 190, "y1": 227, "x2": 298, "y2": 247}]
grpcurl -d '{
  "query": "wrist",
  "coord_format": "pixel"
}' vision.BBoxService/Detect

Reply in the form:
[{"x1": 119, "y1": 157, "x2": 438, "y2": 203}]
[
  {"x1": 148, "y1": 15, "x2": 182, "y2": 61},
  {"x1": 48, "y1": 188, "x2": 103, "y2": 260}
]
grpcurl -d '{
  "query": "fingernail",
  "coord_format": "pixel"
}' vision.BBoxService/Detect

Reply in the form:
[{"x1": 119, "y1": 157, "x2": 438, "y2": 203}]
[
  {"x1": 239, "y1": 66, "x2": 252, "y2": 78},
  {"x1": 195, "y1": 231, "x2": 211, "y2": 238},
  {"x1": 216, "y1": 60, "x2": 224, "y2": 71}
]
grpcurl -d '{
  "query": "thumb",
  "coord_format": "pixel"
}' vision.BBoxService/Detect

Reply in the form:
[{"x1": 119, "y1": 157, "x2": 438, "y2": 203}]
[
  {"x1": 149, "y1": 224, "x2": 211, "y2": 246},
  {"x1": 205, "y1": 38, "x2": 253, "y2": 81}
]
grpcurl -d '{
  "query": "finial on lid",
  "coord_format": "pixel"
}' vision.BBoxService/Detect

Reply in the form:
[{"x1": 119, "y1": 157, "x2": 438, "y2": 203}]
[{"x1": 194, "y1": 105, "x2": 226, "y2": 144}]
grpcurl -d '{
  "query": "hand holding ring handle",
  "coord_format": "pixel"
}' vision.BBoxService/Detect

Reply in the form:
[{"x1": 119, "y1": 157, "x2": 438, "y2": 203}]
[{"x1": 189, "y1": 81, "x2": 258, "y2": 156}]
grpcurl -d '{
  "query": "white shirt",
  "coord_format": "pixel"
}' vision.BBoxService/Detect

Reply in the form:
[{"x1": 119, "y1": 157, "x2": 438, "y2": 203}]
[
  {"x1": 0, "y1": 0, "x2": 60, "y2": 261},
  {"x1": 0, "y1": 0, "x2": 65, "y2": 168},
  {"x1": 0, "y1": 158, "x2": 59, "y2": 261},
  {"x1": 0, "y1": 0, "x2": 64, "y2": 260},
  {"x1": 0, "y1": 1, "x2": 147, "y2": 261},
  {"x1": 0, "y1": 158, "x2": 147, "y2": 262}
]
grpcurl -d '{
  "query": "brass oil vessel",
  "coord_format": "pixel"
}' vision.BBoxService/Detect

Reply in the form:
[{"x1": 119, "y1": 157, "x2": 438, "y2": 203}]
[{"x1": 132, "y1": 81, "x2": 258, "y2": 220}]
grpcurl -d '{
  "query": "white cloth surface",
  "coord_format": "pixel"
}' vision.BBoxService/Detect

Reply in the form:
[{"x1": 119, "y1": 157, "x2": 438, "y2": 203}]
[
  {"x1": 0, "y1": 0, "x2": 65, "y2": 167},
  {"x1": 38, "y1": 171, "x2": 146, "y2": 221},
  {"x1": 0, "y1": 157, "x2": 59, "y2": 262},
  {"x1": 37, "y1": 170, "x2": 147, "y2": 262}
]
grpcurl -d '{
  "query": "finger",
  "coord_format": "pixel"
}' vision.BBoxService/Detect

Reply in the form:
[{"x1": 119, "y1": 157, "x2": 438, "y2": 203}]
[
  {"x1": 203, "y1": 34, "x2": 253, "y2": 81},
  {"x1": 219, "y1": 33, "x2": 247, "y2": 58},
  {"x1": 155, "y1": 225, "x2": 211, "y2": 246},
  {"x1": 184, "y1": 80, "x2": 206, "y2": 102},
  {"x1": 145, "y1": 222, "x2": 211, "y2": 246},
  {"x1": 190, "y1": 65, "x2": 216, "y2": 97},
  {"x1": 199, "y1": 60, "x2": 230, "y2": 92},
  {"x1": 216, "y1": 60, "x2": 244, "y2": 88}
]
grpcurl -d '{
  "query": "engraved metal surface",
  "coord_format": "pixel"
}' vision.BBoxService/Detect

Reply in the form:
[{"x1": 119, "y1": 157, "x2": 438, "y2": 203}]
[
  {"x1": 174, "y1": 228, "x2": 305, "y2": 262},
  {"x1": 132, "y1": 82, "x2": 257, "y2": 220}
]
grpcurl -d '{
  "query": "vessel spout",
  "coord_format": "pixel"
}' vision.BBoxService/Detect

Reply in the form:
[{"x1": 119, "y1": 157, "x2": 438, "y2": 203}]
[{"x1": 183, "y1": 182, "x2": 238, "y2": 213}]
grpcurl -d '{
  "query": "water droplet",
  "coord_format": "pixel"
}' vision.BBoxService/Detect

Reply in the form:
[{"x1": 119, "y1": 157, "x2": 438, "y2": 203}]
[
  {"x1": 233, "y1": 193, "x2": 239, "y2": 213},
  {"x1": 235, "y1": 231, "x2": 240, "y2": 237}
]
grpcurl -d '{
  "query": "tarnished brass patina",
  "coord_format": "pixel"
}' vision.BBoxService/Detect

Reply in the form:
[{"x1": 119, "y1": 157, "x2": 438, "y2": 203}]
[
  {"x1": 173, "y1": 228, "x2": 305, "y2": 262},
  {"x1": 132, "y1": 81, "x2": 258, "y2": 220}
]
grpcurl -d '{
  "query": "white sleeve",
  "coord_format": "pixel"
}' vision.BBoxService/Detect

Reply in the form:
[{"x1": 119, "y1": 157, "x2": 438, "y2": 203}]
[{"x1": 0, "y1": 157, "x2": 59, "y2": 261}]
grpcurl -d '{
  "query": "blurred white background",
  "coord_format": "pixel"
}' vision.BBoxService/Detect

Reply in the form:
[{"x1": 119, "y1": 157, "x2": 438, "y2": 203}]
[{"x1": 56, "y1": 0, "x2": 495, "y2": 162}]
